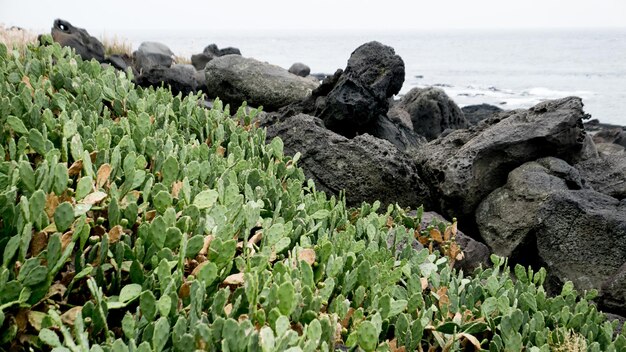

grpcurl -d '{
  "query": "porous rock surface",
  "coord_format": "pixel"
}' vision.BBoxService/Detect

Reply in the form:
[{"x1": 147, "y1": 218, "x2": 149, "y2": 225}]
[
  {"x1": 414, "y1": 97, "x2": 588, "y2": 231},
  {"x1": 477, "y1": 157, "x2": 626, "y2": 293},
  {"x1": 311, "y1": 41, "x2": 405, "y2": 136},
  {"x1": 263, "y1": 114, "x2": 431, "y2": 208},
  {"x1": 575, "y1": 154, "x2": 626, "y2": 200}
]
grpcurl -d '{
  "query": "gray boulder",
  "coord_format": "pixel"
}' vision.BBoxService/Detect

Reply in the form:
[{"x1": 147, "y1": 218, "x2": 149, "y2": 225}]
[
  {"x1": 538, "y1": 187, "x2": 626, "y2": 291},
  {"x1": 51, "y1": 19, "x2": 105, "y2": 62},
  {"x1": 134, "y1": 42, "x2": 174, "y2": 72},
  {"x1": 390, "y1": 87, "x2": 468, "y2": 141},
  {"x1": 576, "y1": 154, "x2": 626, "y2": 199},
  {"x1": 313, "y1": 41, "x2": 405, "y2": 137},
  {"x1": 414, "y1": 97, "x2": 588, "y2": 233},
  {"x1": 476, "y1": 157, "x2": 626, "y2": 292},
  {"x1": 276, "y1": 42, "x2": 417, "y2": 151},
  {"x1": 288, "y1": 62, "x2": 311, "y2": 77},
  {"x1": 135, "y1": 64, "x2": 197, "y2": 96},
  {"x1": 204, "y1": 55, "x2": 318, "y2": 110},
  {"x1": 461, "y1": 104, "x2": 503, "y2": 125},
  {"x1": 476, "y1": 157, "x2": 587, "y2": 258},
  {"x1": 263, "y1": 114, "x2": 431, "y2": 208}
]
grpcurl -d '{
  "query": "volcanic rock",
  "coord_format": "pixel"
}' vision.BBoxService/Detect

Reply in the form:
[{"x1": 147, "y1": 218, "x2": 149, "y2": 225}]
[
  {"x1": 288, "y1": 62, "x2": 311, "y2": 77},
  {"x1": 134, "y1": 41, "x2": 174, "y2": 72},
  {"x1": 277, "y1": 42, "x2": 417, "y2": 151},
  {"x1": 51, "y1": 19, "x2": 105, "y2": 62},
  {"x1": 204, "y1": 55, "x2": 318, "y2": 110},
  {"x1": 476, "y1": 157, "x2": 626, "y2": 292},
  {"x1": 263, "y1": 114, "x2": 431, "y2": 207},
  {"x1": 576, "y1": 154, "x2": 626, "y2": 200},
  {"x1": 390, "y1": 87, "x2": 468, "y2": 140},
  {"x1": 461, "y1": 103, "x2": 503, "y2": 125},
  {"x1": 191, "y1": 44, "x2": 242, "y2": 70},
  {"x1": 414, "y1": 97, "x2": 588, "y2": 234},
  {"x1": 135, "y1": 64, "x2": 197, "y2": 96},
  {"x1": 312, "y1": 41, "x2": 405, "y2": 136}
]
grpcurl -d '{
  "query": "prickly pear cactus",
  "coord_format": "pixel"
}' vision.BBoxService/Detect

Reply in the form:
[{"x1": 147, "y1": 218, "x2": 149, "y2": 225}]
[
  {"x1": 53, "y1": 202, "x2": 74, "y2": 232},
  {"x1": 0, "y1": 39, "x2": 623, "y2": 352}
]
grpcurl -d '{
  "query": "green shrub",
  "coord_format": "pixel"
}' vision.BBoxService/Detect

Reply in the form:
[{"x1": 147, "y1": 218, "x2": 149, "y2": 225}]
[{"x1": 0, "y1": 38, "x2": 625, "y2": 351}]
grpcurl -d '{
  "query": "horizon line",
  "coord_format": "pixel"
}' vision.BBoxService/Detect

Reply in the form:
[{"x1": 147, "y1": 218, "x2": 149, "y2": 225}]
[{"x1": 4, "y1": 22, "x2": 626, "y2": 35}]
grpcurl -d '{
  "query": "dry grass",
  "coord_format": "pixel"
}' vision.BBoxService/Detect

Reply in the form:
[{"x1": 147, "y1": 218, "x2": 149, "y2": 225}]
[
  {"x1": 174, "y1": 55, "x2": 191, "y2": 65},
  {"x1": 549, "y1": 330, "x2": 588, "y2": 352},
  {"x1": 100, "y1": 35, "x2": 133, "y2": 57},
  {"x1": 0, "y1": 24, "x2": 38, "y2": 56},
  {"x1": 1, "y1": 24, "x2": 134, "y2": 58}
]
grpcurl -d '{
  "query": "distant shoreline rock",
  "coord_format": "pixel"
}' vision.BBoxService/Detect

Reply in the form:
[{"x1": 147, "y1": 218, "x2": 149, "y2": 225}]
[
  {"x1": 191, "y1": 43, "x2": 242, "y2": 70},
  {"x1": 461, "y1": 103, "x2": 503, "y2": 125}
]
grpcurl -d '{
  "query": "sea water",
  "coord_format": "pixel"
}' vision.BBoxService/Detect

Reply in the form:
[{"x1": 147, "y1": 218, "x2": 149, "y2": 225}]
[{"x1": 121, "y1": 29, "x2": 626, "y2": 125}]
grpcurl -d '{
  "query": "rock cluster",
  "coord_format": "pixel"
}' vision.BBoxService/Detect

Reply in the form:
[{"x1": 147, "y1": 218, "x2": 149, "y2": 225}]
[
  {"x1": 415, "y1": 97, "x2": 588, "y2": 230},
  {"x1": 191, "y1": 43, "x2": 242, "y2": 70},
  {"x1": 277, "y1": 42, "x2": 423, "y2": 152},
  {"x1": 476, "y1": 158, "x2": 626, "y2": 292},
  {"x1": 46, "y1": 19, "x2": 626, "y2": 319}
]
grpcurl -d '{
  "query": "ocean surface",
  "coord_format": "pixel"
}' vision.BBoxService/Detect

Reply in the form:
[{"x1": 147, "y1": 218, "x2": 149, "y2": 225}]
[{"x1": 121, "y1": 29, "x2": 626, "y2": 125}]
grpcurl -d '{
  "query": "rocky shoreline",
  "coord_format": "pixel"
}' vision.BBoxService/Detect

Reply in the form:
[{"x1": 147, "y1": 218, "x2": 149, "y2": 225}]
[{"x1": 47, "y1": 19, "x2": 626, "y2": 318}]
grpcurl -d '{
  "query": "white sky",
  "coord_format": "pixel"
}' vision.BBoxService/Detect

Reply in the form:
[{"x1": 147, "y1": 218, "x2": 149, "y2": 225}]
[{"x1": 1, "y1": 0, "x2": 625, "y2": 34}]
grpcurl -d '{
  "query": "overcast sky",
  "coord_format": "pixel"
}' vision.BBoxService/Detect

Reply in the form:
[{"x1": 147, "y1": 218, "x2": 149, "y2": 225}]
[{"x1": 1, "y1": 0, "x2": 625, "y2": 34}]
